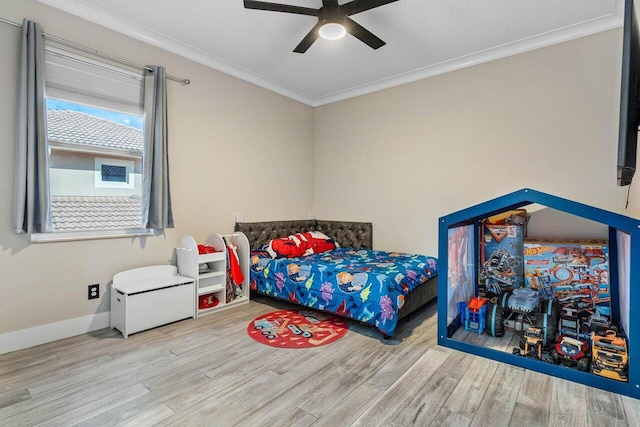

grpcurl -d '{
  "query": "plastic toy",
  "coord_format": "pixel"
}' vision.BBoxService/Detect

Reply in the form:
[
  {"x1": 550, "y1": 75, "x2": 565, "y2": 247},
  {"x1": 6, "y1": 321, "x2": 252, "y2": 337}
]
[
  {"x1": 198, "y1": 293, "x2": 219, "y2": 309},
  {"x1": 513, "y1": 326, "x2": 545, "y2": 360},
  {"x1": 503, "y1": 288, "x2": 539, "y2": 332},
  {"x1": 592, "y1": 330, "x2": 628, "y2": 382},
  {"x1": 507, "y1": 287, "x2": 539, "y2": 313},
  {"x1": 511, "y1": 312, "x2": 557, "y2": 358},
  {"x1": 464, "y1": 297, "x2": 488, "y2": 334},
  {"x1": 551, "y1": 335, "x2": 590, "y2": 372},
  {"x1": 586, "y1": 312, "x2": 617, "y2": 335},
  {"x1": 558, "y1": 307, "x2": 590, "y2": 341}
]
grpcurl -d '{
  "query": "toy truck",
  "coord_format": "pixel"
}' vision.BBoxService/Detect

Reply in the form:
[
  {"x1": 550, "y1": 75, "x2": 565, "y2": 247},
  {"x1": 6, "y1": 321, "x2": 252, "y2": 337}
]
[
  {"x1": 513, "y1": 326, "x2": 545, "y2": 360},
  {"x1": 551, "y1": 335, "x2": 591, "y2": 372},
  {"x1": 592, "y1": 330, "x2": 628, "y2": 382}
]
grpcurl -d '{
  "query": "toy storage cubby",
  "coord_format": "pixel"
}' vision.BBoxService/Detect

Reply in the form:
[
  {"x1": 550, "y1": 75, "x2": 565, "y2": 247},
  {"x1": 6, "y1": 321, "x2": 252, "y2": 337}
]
[
  {"x1": 438, "y1": 188, "x2": 640, "y2": 399},
  {"x1": 176, "y1": 233, "x2": 250, "y2": 317}
]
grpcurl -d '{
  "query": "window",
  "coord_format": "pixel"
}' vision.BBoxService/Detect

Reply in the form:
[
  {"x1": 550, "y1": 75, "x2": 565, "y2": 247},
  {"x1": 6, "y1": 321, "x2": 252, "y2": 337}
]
[
  {"x1": 37, "y1": 43, "x2": 148, "y2": 239},
  {"x1": 102, "y1": 164, "x2": 127, "y2": 183},
  {"x1": 95, "y1": 158, "x2": 135, "y2": 189}
]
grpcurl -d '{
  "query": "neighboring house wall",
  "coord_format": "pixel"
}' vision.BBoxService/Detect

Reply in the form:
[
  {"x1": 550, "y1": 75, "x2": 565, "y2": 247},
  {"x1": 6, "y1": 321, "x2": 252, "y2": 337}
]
[{"x1": 49, "y1": 151, "x2": 142, "y2": 197}]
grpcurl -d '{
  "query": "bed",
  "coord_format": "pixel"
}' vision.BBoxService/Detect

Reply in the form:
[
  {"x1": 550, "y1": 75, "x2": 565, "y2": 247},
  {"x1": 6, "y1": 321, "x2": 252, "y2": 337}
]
[{"x1": 234, "y1": 220, "x2": 438, "y2": 338}]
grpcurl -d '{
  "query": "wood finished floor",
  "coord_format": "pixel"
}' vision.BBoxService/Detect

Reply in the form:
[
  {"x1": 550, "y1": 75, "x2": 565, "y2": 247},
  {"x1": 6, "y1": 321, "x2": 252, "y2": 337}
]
[{"x1": 1, "y1": 296, "x2": 638, "y2": 426}]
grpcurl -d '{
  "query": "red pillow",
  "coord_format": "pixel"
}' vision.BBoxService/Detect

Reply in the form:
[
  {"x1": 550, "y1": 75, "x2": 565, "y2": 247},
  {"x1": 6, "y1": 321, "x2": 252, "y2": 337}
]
[
  {"x1": 266, "y1": 236, "x2": 305, "y2": 259},
  {"x1": 300, "y1": 231, "x2": 337, "y2": 255},
  {"x1": 266, "y1": 231, "x2": 336, "y2": 259}
]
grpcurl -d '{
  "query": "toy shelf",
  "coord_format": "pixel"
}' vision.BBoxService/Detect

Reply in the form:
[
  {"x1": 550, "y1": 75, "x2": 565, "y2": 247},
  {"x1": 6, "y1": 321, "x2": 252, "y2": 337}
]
[
  {"x1": 176, "y1": 233, "x2": 250, "y2": 317},
  {"x1": 437, "y1": 188, "x2": 640, "y2": 399}
]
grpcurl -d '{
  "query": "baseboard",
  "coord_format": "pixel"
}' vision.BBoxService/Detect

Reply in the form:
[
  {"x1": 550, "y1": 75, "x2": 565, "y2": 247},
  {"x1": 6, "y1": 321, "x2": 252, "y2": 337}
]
[{"x1": 0, "y1": 311, "x2": 111, "y2": 355}]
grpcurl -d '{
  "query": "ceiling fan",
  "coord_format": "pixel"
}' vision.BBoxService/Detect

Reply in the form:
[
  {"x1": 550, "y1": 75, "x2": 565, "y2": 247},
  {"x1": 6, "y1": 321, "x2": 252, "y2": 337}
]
[{"x1": 243, "y1": 0, "x2": 399, "y2": 53}]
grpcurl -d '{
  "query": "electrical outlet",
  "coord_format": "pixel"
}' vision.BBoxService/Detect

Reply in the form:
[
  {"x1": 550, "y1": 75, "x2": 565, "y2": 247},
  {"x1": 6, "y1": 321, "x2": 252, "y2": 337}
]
[{"x1": 88, "y1": 284, "x2": 99, "y2": 300}]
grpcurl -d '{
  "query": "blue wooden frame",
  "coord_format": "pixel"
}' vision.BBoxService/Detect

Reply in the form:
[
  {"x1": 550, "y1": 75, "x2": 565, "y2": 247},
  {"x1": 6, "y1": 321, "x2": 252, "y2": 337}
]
[{"x1": 438, "y1": 188, "x2": 640, "y2": 399}]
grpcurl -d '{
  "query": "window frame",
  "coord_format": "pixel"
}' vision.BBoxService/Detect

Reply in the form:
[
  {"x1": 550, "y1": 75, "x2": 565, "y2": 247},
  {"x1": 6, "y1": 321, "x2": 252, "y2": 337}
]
[{"x1": 33, "y1": 44, "x2": 150, "y2": 242}]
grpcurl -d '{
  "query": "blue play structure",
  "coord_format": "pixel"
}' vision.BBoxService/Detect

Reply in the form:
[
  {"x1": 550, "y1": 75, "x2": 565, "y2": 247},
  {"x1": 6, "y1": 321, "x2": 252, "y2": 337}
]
[{"x1": 438, "y1": 188, "x2": 640, "y2": 399}]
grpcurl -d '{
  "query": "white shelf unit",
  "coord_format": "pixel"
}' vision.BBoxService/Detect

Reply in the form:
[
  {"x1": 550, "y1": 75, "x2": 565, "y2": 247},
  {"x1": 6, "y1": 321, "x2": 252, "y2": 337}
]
[{"x1": 176, "y1": 233, "x2": 250, "y2": 317}]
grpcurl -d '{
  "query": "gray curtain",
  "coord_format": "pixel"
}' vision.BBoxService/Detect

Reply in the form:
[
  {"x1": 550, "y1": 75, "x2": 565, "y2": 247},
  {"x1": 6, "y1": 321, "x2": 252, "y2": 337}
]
[
  {"x1": 13, "y1": 19, "x2": 51, "y2": 234},
  {"x1": 142, "y1": 65, "x2": 174, "y2": 229}
]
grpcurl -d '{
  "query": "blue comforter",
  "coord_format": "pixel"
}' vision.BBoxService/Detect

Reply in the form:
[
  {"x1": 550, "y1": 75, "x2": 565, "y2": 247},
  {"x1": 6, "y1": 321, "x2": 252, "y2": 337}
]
[{"x1": 249, "y1": 248, "x2": 438, "y2": 336}]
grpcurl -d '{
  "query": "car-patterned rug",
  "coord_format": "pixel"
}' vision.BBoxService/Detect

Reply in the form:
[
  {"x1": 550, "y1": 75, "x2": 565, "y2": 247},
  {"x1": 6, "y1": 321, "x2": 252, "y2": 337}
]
[{"x1": 247, "y1": 309, "x2": 349, "y2": 348}]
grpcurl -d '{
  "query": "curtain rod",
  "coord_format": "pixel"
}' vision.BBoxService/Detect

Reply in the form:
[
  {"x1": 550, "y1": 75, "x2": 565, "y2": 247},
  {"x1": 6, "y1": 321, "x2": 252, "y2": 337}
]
[{"x1": 0, "y1": 16, "x2": 190, "y2": 85}]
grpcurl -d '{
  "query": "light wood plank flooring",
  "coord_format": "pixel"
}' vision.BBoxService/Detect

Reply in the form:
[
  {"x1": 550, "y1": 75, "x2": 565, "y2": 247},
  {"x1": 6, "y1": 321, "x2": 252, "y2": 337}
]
[{"x1": 1, "y1": 296, "x2": 638, "y2": 426}]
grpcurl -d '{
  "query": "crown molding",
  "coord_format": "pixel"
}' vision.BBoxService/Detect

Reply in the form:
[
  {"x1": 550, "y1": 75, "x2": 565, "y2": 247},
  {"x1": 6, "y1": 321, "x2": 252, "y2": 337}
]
[
  {"x1": 38, "y1": 0, "x2": 623, "y2": 107},
  {"x1": 37, "y1": 0, "x2": 314, "y2": 105},
  {"x1": 312, "y1": 11, "x2": 624, "y2": 106}
]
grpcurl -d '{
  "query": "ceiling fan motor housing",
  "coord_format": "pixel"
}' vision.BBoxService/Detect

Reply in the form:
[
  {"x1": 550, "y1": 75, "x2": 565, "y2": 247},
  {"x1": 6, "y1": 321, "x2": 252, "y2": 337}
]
[{"x1": 318, "y1": 5, "x2": 346, "y2": 27}]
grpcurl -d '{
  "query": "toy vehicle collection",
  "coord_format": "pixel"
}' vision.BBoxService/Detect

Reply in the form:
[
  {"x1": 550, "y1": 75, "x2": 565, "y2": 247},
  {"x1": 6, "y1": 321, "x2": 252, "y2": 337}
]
[
  {"x1": 463, "y1": 290, "x2": 626, "y2": 382},
  {"x1": 463, "y1": 221, "x2": 628, "y2": 383}
]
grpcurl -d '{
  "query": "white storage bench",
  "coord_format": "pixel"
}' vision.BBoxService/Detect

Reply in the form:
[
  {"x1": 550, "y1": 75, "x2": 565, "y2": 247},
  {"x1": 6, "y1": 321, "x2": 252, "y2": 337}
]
[{"x1": 111, "y1": 265, "x2": 195, "y2": 338}]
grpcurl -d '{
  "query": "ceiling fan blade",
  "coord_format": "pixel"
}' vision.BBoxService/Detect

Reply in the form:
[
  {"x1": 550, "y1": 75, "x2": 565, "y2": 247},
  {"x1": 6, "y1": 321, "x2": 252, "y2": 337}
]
[
  {"x1": 343, "y1": 0, "x2": 399, "y2": 15},
  {"x1": 322, "y1": 0, "x2": 339, "y2": 6},
  {"x1": 293, "y1": 22, "x2": 322, "y2": 53},
  {"x1": 345, "y1": 17, "x2": 385, "y2": 49},
  {"x1": 243, "y1": 0, "x2": 318, "y2": 16}
]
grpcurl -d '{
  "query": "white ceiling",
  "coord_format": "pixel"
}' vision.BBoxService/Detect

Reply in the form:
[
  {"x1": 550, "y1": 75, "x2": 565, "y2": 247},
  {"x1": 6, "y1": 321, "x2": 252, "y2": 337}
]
[{"x1": 39, "y1": 0, "x2": 623, "y2": 106}]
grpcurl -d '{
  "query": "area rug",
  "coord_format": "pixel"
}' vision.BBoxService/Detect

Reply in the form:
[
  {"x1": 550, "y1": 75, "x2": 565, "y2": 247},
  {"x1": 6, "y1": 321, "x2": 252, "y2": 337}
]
[{"x1": 247, "y1": 309, "x2": 349, "y2": 348}]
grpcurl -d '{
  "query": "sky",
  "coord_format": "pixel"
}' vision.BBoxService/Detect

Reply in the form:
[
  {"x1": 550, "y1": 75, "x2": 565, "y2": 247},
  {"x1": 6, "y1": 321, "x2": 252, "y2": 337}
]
[{"x1": 47, "y1": 98, "x2": 144, "y2": 130}]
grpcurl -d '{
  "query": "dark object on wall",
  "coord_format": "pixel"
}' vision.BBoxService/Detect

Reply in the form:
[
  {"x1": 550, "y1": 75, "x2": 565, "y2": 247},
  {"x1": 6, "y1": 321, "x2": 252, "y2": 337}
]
[
  {"x1": 243, "y1": 0, "x2": 398, "y2": 53},
  {"x1": 618, "y1": 0, "x2": 640, "y2": 186}
]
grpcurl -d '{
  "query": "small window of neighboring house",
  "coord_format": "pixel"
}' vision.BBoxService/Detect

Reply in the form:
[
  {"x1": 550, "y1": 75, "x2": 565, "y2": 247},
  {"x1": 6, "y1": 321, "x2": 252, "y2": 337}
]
[
  {"x1": 95, "y1": 158, "x2": 135, "y2": 189},
  {"x1": 103, "y1": 164, "x2": 126, "y2": 182},
  {"x1": 43, "y1": 44, "x2": 146, "y2": 237}
]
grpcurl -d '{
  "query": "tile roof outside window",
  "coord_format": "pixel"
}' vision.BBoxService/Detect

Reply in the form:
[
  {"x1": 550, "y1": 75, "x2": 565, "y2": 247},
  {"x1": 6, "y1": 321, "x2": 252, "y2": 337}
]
[
  {"x1": 50, "y1": 196, "x2": 143, "y2": 231},
  {"x1": 47, "y1": 109, "x2": 143, "y2": 152}
]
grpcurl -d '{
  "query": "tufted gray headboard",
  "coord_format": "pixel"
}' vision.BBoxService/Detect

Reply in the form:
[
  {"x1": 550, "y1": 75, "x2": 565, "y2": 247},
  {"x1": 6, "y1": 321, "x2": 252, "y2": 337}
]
[{"x1": 234, "y1": 220, "x2": 373, "y2": 250}]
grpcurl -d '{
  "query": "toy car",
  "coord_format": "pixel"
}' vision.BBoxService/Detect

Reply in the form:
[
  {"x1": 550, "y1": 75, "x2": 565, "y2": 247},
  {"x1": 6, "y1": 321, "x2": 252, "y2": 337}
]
[
  {"x1": 513, "y1": 326, "x2": 544, "y2": 360},
  {"x1": 558, "y1": 307, "x2": 590, "y2": 341},
  {"x1": 503, "y1": 288, "x2": 540, "y2": 331},
  {"x1": 585, "y1": 312, "x2": 617, "y2": 335},
  {"x1": 551, "y1": 335, "x2": 590, "y2": 372},
  {"x1": 592, "y1": 330, "x2": 628, "y2": 382}
]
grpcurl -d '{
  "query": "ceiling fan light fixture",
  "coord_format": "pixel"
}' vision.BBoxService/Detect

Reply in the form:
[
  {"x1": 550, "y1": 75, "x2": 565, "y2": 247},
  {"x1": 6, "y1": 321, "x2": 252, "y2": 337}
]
[{"x1": 319, "y1": 22, "x2": 346, "y2": 40}]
